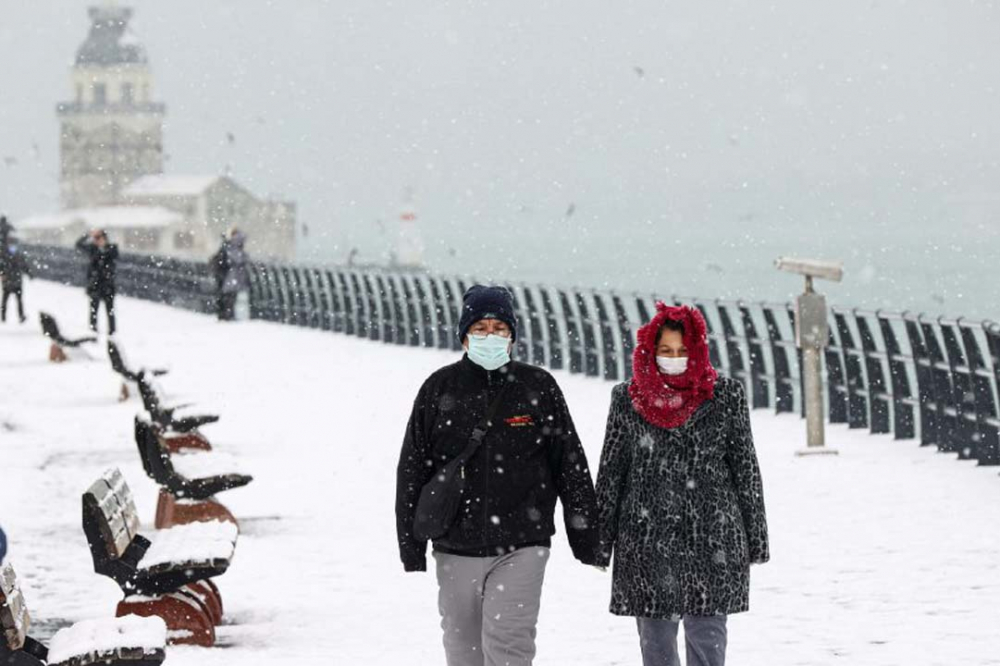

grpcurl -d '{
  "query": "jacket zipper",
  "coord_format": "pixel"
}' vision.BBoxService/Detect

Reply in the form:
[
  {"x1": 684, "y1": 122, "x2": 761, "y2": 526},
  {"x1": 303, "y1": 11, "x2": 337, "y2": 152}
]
[{"x1": 482, "y1": 373, "x2": 492, "y2": 541}]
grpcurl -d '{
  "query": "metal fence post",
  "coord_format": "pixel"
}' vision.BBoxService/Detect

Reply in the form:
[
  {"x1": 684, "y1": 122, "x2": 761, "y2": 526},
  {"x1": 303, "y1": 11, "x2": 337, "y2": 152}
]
[
  {"x1": 855, "y1": 312, "x2": 891, "y2": 435},
  {"x1": 762, "y1": 305, "x2": 795, "y2": 414},
  {"x1": 877, "y1": 314, "x2": 917, "y2": 440},
  {"x1": 739, "y1": 304, "x2": 770, "y2": 409},
  {"x1": 834, "y1": 311, "x2": 869, "y2": 429},
  {"x1": 960, "y1": 324, "x2": 1000, "y2": 465}
]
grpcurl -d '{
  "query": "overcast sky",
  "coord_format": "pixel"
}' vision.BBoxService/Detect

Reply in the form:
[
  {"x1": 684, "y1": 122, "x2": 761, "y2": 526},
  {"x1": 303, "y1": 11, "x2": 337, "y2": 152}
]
[{"x1": 1, "y1": 0, "x2": 998, "y2": 313}]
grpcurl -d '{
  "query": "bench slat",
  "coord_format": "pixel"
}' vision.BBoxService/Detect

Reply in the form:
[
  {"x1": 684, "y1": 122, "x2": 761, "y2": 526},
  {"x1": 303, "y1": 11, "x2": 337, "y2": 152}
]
[
  {"x1": 0, "y1": 563, "x2": 30, "y2": 651},
  {"x1": 105, "y1": 469, "x2": 141, "y2": 539},
  {"x1": 87, "y1": 477, "x2": 132, "y2": 559}
]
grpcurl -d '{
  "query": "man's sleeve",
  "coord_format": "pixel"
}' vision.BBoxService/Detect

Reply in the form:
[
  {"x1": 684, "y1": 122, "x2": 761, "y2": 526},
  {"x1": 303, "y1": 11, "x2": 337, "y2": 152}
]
[
  {"x1": 546, "y1": 379, "x2": 601, "y2": 565},
  {"x1": 395, "y1": 379, "x2": 435, "y2": 572}
]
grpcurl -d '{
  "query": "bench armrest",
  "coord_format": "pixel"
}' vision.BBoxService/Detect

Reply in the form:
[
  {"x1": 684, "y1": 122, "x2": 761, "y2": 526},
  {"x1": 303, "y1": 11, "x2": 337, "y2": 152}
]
[
  {"x1": 22, "y1": 635, "x2": 49, "y2": 661},
  {"x1": 121, "y1": 534, "x2": 151, "y2": 567}
]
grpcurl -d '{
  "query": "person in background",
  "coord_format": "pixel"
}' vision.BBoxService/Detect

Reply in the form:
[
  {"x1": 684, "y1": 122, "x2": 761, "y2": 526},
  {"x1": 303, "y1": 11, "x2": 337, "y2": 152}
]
[
  {"x1": 0, "y1": 524, "x2": 7, "y2": 564},
  {"x1": 0, "y1": 215, "x2": 12, "y2": 251},
  {"x1": 0, "y1": 215, "x2": 13, "y2": 283},
  {"x1": 76, "y1": 229, "x2": 119, "y2": 335},
  {"x1": 209, "y1": 233, "x2": 231, "y2": 320},
  {"x1": 220, "y1": 227, "x2": 250, "y2": 321},
  {"x1": 396, "y1": 285, "x2": 601, "y2": 666},
  {"x1": 1, "y1": 239, "x2": 31, "y2": 324},
  {"x1": 595, "y1": 303, "x2": 769, "y2": 666}
]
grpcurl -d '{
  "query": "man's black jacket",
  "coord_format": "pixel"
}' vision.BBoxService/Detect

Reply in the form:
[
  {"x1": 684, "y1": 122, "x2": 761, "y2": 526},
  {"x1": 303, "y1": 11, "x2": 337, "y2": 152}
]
[
  {"x1": 1, "y1": 252, "x2": 31, "y2": 290},
  {"x1": 75, "y1": 236, "x2": 119, "y2": 296},
  {"x1": 396, "y1": 356, "x2": 600, "y2": 571}
]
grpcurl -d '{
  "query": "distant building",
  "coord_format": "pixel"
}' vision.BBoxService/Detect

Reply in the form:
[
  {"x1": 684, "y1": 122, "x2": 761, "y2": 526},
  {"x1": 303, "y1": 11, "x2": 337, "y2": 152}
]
[
  {"x1": 57, "y1": 5, "x2": 165, "y2": 210},
  {"x1": 18, "y1": 4, "x2": 297, "y2": 262},
  {"x1": 19, "y1": 175, "x2": 296, "y2": 260},
  {"x1": 16, "y1": 206, "x2": 181, "y2": 250},
  {"x1": 121, "y1": 175, "x2": 296, "y2": 260}
]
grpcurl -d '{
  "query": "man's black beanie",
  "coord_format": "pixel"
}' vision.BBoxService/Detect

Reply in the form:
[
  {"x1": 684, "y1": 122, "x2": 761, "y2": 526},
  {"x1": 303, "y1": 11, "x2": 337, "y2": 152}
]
[{"x1": 457, "y1": 285, "x2": 518, "y2": 343}]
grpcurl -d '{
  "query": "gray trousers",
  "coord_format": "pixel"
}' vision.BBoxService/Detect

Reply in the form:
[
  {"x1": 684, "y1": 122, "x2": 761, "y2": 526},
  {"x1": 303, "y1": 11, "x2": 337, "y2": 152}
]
[
  {"x1": 433, "y1": 547, "x2": 550, "y2": 666},
  {"x1": 636, "y1": 616, "x2": 728, "y2": 666}
]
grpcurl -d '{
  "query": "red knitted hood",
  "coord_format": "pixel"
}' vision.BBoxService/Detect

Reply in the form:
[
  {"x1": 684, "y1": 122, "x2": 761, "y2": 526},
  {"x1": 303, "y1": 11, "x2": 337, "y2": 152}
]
[{"x1": 628, "y1": 302, "x2": 718, "y2": 429}]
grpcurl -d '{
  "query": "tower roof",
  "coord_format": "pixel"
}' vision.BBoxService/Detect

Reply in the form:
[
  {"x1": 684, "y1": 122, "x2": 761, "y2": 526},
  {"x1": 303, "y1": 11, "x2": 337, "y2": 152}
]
[{"x1": 75, "y1": 6, "x2": 147, "y2": 67}]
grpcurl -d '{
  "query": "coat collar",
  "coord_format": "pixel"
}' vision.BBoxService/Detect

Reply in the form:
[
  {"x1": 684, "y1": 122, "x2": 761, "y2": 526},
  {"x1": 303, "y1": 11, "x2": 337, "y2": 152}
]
[{"x1": 459, "y1": 354, "x2": 513, "y2": 385}]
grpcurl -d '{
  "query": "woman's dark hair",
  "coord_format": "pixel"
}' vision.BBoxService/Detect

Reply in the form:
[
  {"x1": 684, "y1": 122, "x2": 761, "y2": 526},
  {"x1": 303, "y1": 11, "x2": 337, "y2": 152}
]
[{"x1": 656, "y1": 319, "x2": 685, "y2": 345}]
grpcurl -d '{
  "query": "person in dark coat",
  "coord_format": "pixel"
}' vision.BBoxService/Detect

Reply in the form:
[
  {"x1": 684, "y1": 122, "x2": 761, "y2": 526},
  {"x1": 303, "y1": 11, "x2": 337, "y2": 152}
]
[
  {"x1": 209, "y1": 234, "x2": 231, "y2": 320},
  {"x1": 396, "y1": 285, "x2": 601, "y2": 666},
  {"x1": 218, "y1": 228, "x2": 250, "y2": 320},
  {"x1": 0, "y1": 524, "x2": 6, "y2": 563},
  {"x1": 0, "y1": 215, "x2": 13, "y2": 279},
  {"x1": 75, "y1": 229, "x2": 119, "y2": 334},
  {"x1": 0, "y1": 215, "x2": 12, "y2": 251},
  {"x1": 595, "y1": 303, "x2": 769, "y2": 666},
  {"x1": 1, "y1": 240, "x2": 31, "y2": 323}
]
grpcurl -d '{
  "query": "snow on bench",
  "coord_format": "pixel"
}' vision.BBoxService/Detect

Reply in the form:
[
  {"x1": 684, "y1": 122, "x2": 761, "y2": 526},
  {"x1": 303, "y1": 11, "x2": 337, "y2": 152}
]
[
  {"x1": 140, "y1": 520, "x2": 238, "y2": 571},
  {"x1": 2, "y1": 562, "x2": 167, "y2": 666},
  {"x1": 137, "y1": 376, "x2": 218, "y2": 433},
  {"x1": 1, "y1": 562, "x2": 32, "y2": 654},
  {"x1": 82, "y1": 469, "x2": 235, "y2": 647},
  {"x1": 82, "y1": 469, "x2": 236, "y2": 592},
  {"x1": 134, "y1": 414, "x2": 251, "y2": 503},
  {"x1": 107, "y1": 339, "x2": 168, "y2": 384},
  {"x1": 169, "y1": 450, "x2": 244, "y2": 480},
  {"x1": 46, "y1": 615, "x2": 167, "y2": 666}
]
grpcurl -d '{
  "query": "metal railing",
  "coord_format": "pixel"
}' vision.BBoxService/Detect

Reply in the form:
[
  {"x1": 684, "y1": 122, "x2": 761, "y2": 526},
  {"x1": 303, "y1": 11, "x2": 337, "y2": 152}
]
[{"x1": 23, "y1": 243, "x2": 1000, "y2": 468}]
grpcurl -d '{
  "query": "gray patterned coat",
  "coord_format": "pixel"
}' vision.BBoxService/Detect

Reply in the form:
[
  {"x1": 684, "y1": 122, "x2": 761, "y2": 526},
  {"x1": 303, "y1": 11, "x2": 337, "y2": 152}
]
[{"x1": 594, "y1": 377, "x2": 769, "y2": 618}]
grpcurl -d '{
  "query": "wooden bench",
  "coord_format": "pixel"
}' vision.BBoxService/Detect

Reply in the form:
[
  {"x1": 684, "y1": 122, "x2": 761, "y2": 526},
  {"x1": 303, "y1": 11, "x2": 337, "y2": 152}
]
[
  {"x1": 82, "y1": 469, "x2": 238, "y2": 646},
  {"x1": 1, "y1": 562, "x2": 166, "y2": 666},
  {"x1": 134, "y1": 416, "x2": 250, "y2": 529},
  {"x1": 136, "y1": 375, "x2": 219, "y2": 433},
  {"x1": 39, "y1": 313, "x2": 96, "y2": 363},
  {"x1": 107, "y1": 340, "x2": 168, "y2": 402}
]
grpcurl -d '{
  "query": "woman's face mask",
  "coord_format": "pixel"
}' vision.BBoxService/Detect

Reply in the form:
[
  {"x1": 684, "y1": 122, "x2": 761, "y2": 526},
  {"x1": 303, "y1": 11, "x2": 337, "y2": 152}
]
[
  {"x1": 466, "y1": 334, "x2": 512, "y2": 371},
  {"x1": 656, "y1": 356, "x2": 688, "y2": 376}
]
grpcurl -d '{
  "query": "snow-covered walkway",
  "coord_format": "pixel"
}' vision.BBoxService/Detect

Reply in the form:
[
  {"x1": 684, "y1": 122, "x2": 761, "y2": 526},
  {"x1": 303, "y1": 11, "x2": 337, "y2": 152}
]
[{"x1": 1, "y1": 280, "x2": 998, "y2": 665}]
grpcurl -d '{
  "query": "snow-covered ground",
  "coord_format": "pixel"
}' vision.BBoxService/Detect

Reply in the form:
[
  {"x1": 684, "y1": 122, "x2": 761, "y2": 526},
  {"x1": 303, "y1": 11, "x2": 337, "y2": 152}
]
[{"x1": 1, "y1": 280, "x2": 998, "y2": 666}]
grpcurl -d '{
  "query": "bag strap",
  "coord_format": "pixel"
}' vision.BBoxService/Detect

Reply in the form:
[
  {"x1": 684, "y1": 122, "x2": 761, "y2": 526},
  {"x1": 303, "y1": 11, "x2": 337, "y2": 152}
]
[{"x1": 455, "y1": 383, "x2": 509, "y2": 465}]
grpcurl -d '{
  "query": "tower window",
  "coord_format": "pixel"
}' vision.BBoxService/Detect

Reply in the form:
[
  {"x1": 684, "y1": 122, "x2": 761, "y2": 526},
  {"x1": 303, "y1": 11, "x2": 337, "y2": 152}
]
[
  {"x1": 122, "y1": 83, "x2": 134, "y2": 105},
  {"x1": 93, "y1": 83, "x2": 107, "y2": 105}
]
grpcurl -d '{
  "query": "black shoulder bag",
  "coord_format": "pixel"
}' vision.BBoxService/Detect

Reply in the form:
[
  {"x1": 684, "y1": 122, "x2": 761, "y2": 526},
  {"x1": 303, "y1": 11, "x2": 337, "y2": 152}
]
[{"x1": 413, "y1": 385, "x2": 508, "y2": 542}]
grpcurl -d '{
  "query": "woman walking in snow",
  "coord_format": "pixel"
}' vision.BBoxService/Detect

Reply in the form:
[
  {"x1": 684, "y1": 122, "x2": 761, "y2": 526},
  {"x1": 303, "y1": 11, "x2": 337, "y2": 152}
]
[{"x1": 595, "y1": 303, "x2": 769, "y2": 666}]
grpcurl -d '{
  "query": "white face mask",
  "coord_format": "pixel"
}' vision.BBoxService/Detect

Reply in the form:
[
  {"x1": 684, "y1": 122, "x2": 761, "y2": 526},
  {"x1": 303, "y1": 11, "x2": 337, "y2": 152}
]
[
  {"x1": 656, "y1": 356, "x2": 688, "y2": 375},
  {"x1": 466, "y1": 334, "x2": 512, "y2": 371}
]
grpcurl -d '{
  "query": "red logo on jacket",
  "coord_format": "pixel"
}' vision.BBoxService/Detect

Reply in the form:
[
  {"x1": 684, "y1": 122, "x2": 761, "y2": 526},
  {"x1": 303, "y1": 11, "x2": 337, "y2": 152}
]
[{"x1": 505, "y1": 415, "x2": 534, "y2": 427}]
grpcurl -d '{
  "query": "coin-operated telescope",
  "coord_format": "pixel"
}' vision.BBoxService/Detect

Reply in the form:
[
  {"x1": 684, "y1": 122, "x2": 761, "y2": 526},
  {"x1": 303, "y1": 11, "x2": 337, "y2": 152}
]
[{"x1": 775, "y1": 257, "x2": 844, "y2": 455}]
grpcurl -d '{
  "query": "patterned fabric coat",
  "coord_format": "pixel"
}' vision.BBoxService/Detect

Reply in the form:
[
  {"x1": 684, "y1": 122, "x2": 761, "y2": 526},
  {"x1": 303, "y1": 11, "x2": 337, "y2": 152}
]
[{"x1": 595, "y1": 377, "x2": 769, "y2": 618}]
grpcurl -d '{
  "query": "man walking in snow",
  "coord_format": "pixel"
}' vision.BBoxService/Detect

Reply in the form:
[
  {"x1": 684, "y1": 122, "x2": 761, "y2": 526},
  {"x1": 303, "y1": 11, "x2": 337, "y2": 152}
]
[
  {"x1": 76, "y1": 229, "x2": 119, "y2": 334},
  {"x1": 396, "y1": 284, "x2": 601, "y2": 666},
  {"x1": 0, "y1": 240, "x2": 31, "y2": 324},
  {"x1": 0, "y1": 215, "x2": 12, "y2": 252},
  {"x1": 216, "y1": 227, "x2": 250, "y2": 321}
]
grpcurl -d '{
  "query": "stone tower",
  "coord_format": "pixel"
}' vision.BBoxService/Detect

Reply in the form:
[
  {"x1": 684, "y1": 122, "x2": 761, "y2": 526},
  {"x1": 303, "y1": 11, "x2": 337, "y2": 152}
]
[{"x1": 57, "y1": 5, "x2": 165, "y2": 209}]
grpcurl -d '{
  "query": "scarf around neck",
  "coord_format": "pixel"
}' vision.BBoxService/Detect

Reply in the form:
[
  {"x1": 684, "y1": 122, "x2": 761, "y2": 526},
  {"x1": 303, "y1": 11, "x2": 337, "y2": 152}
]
[{"x1": 628, "y1": 302, "x2": 718, "y2": 429}]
